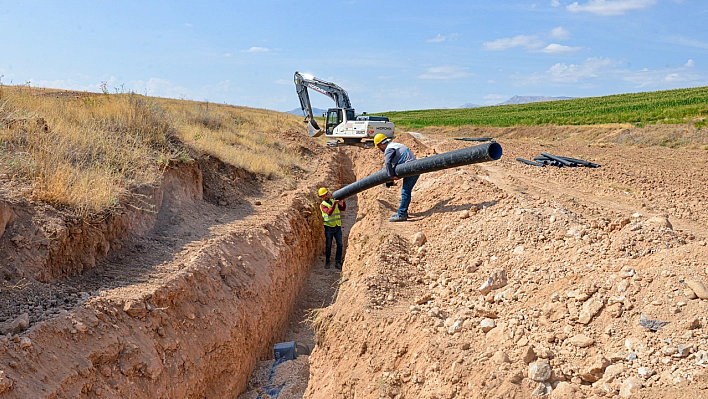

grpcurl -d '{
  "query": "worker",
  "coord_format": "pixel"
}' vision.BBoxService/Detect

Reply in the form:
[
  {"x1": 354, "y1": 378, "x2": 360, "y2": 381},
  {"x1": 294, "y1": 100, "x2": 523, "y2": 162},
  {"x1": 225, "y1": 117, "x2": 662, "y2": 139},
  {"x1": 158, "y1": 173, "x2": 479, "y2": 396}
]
[
  {"x1": 374, "y1": 133, "x2": 419, "y2": 222},
  {"x1": 318, "y1": 187, "x2": 346, "y2": 269}
]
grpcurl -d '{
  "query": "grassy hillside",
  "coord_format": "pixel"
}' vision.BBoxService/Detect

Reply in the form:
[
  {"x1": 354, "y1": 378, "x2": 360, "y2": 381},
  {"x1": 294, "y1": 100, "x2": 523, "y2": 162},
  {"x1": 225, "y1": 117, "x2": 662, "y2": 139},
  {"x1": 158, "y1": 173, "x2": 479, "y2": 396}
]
[
  {"x1": 0, "y1": 86, "x2": 306, "y2": 216},
  {"x1": 385, "y1": 86, "x2": 708, "y2": 129}
]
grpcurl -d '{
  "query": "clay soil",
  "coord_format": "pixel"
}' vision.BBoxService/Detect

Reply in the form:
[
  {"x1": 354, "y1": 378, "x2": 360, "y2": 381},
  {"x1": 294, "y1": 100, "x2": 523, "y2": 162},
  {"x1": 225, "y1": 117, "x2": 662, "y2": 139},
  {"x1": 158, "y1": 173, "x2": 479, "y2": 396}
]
[{"x1": 1, "y1": 124, "x2": 708, "y2": 399}]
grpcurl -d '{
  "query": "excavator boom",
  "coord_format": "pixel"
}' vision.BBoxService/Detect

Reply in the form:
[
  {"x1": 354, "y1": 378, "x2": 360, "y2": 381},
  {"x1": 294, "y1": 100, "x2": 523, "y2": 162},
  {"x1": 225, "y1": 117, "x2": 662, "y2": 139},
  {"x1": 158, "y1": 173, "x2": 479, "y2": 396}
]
[
  {"x1": 295, "y1": 72, "x2": 352, "y2": 136},
  {"x1": 293, "y1": 71, "x2": 394, "y2": 145}
]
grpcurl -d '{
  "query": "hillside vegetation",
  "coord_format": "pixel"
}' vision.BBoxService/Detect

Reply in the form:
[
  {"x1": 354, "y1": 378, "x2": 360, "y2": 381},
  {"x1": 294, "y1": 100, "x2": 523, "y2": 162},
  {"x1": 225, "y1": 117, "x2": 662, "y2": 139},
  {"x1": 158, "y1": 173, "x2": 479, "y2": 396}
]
[
  {"x1": 384, "y1": 86, "x2": 708, "y2": 129},
  {"x1": 0, "y1": 86, "x2": 306, "y2": 216}
]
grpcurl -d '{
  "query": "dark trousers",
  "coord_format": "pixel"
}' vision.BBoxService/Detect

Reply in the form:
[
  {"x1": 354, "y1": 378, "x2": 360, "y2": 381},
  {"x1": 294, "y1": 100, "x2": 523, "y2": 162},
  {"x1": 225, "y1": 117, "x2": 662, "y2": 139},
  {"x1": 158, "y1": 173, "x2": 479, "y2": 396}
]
[
  {"x1": 398, "y1": 175, "x2": 419, "y2": 217},
  {"x1": 324, "y1": 225, "x2": 343, "y2": 264}
]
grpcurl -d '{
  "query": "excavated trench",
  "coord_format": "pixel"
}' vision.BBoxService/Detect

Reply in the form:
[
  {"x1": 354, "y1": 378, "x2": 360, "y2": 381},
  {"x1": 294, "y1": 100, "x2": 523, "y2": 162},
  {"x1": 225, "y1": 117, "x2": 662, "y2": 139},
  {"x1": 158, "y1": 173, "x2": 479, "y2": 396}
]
[{"x1": 0, "y1": 135, "x2": 354, "y2": 398}]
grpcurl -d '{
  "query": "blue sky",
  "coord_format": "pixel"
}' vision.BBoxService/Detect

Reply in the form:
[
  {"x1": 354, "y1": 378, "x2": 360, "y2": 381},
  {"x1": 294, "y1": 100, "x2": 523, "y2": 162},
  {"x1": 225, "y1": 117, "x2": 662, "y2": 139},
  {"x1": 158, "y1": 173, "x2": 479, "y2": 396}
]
[{"x1": 1, "y1": 0, "x2": 706, "y2": 113}]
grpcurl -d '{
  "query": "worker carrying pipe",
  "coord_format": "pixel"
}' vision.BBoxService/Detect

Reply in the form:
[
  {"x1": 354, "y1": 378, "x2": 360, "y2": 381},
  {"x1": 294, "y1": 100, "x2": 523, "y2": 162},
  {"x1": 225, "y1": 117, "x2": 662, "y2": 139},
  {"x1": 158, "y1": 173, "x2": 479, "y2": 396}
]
[
  {"x1": 332, "y1": 139, "x2": 502, "y2": 204},
  {"x1": 373, "y1": 133, "x2": 418, "y2": 222}
]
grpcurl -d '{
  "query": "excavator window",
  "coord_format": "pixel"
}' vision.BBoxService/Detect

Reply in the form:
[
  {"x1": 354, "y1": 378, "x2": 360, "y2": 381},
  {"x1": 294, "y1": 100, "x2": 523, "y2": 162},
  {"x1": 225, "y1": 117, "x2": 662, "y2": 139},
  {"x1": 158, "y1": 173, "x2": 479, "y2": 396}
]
[
  {"x1": 345, "y1": 109, "x2": 356, "y2": 121},
  {"x1": 326, "y1": 109, "x2": 342, "y2": 135}
]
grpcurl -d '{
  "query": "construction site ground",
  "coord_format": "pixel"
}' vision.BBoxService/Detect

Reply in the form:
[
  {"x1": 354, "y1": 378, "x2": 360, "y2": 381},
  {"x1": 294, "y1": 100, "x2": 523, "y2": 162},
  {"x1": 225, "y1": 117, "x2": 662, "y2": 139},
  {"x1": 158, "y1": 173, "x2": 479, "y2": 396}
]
[{"x1": 1, "y1": 124, "x2": 708, "y2": 399}]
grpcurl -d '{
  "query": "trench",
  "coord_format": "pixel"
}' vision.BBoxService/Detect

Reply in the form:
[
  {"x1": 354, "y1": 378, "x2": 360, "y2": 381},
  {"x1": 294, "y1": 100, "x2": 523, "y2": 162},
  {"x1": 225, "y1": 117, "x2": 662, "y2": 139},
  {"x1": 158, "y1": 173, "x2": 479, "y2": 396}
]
[{"x1": 0, "y1": 145, "x2": 351, "y2": 398}]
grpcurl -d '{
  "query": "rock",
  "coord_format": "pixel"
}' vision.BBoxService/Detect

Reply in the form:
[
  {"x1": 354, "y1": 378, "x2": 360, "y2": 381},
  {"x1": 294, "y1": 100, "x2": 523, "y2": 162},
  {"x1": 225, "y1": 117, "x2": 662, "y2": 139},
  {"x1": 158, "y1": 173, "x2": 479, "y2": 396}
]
[
  {"x1": 541, "y1": 301, "x2": 567, "y2": 322},
  {"x1": 646, "y1": 215, "x2": 672, "y2": 229},
  {"x1": 0, "y1": 313, "x2": 29, "y2": 335},
  {"x1": 412, "y1": 232, "x2": 427, "y2": 246},
  {"x1": 604, "y1": 364, "x2": 625, "y2": 380},
  {"x1": 415, "y1": 293, "x2": 432, "y2": 305},
  {"x1": 639, "y1": 313, "x2": 669, "y2": 331},
  {"x1": 492, "y1": 351, "x2": 510, "y2": 364},
  {"x1": 0, "y1": 370, "x2": 12, "y2": 394},
  {"x1": 486, "y1": 324, "x2": 507, "y2": 343},
  {"x1": 578, "y1": 296, "x2": 604, "y2": 324},
  {"x1": 550, "y1": 381, "x2": 576, "y2": 398},
  {"x1": 684, "y1": 288, "x2": 698, "y2": 300},
  {"x1": 528, "y1": 361, "x2": 552, "y2": 382},
  {"x1": 580, "y1": 355, "x2": 610, "y2": 383},
  {"x1": 685, "y1": 280, "x2": 708, "y2": 299},
  {"x1": 478, "y1": 269, "x2": 508, "y2": 295},
  {"x1": 522, "y1": 346, "x2": 537, "y2": 364},
  {"x1": 568, "y1": 334, "x2": 595, "y2": 348},
  {"x1": 123, "y1": 301, "x2": 148, "y2": 318},
  {"x1": 637, "y1": 367, "x2": 655, "y2": 378},
  {"x1": 459, "y1": 210, "x2": 470, "y2": 219},
  {"x1": 619, "y1": 376, "x2": 642, "y2": 398},
  {"x1": 447, "y1": 319, "x2": 463, "y2": 334},
  {"x1": 532, "y1": 382, "x2": 553, "y2": 396},
  {"x1": 480, "y1": 318, "x2": 496, "y2": 333},
  {"x1": 695, "y1": 350, "x2": 708, "y2": 367},
  {"x1": 19, "y1": 337, "x2": 31, "y2": 349}
]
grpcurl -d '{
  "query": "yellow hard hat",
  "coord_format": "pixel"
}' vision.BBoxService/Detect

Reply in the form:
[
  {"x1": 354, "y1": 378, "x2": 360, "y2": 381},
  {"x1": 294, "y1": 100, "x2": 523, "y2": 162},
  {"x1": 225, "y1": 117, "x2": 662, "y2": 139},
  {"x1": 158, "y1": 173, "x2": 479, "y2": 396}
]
[
  {"x1": 318, "y1": 187, "x2": 329, "y2": 196},
  {"x1": 373, "y1": 133, "x2": 389, "y2": 146}
]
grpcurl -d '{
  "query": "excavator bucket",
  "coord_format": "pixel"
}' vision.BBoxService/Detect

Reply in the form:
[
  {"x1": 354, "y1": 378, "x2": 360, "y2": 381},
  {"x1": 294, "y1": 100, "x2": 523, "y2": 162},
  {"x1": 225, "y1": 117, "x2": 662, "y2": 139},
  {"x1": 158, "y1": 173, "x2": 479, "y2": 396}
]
[{"x1": 308, "y1": 120, "x2": 323, "y2": 137}]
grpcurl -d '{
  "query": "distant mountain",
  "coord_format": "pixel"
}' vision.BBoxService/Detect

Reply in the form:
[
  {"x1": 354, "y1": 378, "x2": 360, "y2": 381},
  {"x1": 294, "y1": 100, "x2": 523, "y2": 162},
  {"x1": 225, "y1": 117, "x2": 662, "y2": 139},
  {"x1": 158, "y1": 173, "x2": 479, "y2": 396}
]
[
  {"x1": 458, "y1": 103, "x2": 482, "y2": 108},
  {"x1": 286, "y1": 107, "x2": 328, "y2": 117},
  {"x1": 498, "y1": 95, "x2": 575, "y2": 105}
]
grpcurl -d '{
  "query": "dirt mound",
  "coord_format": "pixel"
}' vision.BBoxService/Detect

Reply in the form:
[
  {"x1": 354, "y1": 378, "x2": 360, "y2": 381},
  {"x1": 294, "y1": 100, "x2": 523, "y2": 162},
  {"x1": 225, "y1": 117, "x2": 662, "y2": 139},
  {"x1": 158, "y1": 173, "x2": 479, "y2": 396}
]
[{"x1": 305, "y1": 131, "x2": 708, "y2": 398}]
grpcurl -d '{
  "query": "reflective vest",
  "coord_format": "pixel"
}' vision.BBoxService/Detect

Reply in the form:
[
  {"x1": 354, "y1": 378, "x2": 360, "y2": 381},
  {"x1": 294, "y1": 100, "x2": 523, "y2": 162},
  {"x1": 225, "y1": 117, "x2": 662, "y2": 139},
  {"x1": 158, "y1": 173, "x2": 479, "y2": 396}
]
[{"x1": 321, "y1": 200, "x2": 342, "y2": 227}]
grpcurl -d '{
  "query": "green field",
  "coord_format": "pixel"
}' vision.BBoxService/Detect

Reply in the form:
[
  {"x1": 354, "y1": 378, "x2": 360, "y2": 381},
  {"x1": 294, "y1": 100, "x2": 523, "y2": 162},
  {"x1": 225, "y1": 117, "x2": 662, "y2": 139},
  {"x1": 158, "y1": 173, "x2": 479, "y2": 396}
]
[{"x1": 381, "y1": 86, "x2": 708, "y2": 129}]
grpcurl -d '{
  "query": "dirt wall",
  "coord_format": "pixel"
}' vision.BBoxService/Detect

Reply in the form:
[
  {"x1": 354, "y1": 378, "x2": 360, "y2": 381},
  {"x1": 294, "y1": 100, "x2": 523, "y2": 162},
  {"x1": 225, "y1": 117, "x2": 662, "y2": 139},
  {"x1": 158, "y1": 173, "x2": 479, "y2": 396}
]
[{"x1": 0, "y1": 133, "x2": 342, "y2": 398}]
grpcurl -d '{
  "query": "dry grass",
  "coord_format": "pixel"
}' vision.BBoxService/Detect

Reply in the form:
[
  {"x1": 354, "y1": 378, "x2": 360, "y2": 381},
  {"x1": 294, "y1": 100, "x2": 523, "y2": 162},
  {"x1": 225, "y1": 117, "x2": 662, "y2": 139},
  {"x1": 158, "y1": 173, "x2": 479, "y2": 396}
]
[
  {"x1": 162, "y1": 99, "x2": 308, "y2": 178},
  {"x1": 0, "y1": 86, "x2": 310, "y2": 216}
]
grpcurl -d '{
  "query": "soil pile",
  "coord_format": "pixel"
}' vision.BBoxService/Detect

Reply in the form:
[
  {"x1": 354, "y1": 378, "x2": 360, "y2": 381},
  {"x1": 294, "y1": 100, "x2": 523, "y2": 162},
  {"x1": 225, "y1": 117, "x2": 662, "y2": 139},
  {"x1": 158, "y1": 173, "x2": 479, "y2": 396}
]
[{"x1": 305, "y1": 130, "x2": 708, "y2": 399}]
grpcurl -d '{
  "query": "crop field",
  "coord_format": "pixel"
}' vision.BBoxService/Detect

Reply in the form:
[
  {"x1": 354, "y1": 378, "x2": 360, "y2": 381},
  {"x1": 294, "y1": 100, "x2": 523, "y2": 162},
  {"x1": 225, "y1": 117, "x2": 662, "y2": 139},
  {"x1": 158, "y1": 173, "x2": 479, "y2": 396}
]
[{"x1": 383, "y1": 86, "x2": 708, "y2": 129}]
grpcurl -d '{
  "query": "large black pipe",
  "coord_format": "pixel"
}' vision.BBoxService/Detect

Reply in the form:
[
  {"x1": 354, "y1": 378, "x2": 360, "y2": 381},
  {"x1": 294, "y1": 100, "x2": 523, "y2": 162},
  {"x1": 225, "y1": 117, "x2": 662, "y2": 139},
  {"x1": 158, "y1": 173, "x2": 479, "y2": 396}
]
[{"x1": 333, "y1": 141, "x2": 502, "y2": 200}]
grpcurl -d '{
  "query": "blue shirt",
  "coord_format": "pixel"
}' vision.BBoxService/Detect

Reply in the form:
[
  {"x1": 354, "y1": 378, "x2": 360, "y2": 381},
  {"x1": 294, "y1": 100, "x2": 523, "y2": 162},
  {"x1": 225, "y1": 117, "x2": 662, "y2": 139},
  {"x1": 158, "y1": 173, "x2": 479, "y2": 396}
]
[{"x1": 383, "y1": 142, "x2": 416, "y2": 178}]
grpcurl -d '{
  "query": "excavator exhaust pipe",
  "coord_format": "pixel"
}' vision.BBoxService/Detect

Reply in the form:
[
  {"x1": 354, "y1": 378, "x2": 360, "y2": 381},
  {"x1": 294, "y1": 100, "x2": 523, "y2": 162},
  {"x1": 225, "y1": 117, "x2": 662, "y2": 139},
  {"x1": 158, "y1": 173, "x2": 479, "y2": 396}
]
[{"x1": 333, "y1": 142, "x2": 502, "y2": 200}]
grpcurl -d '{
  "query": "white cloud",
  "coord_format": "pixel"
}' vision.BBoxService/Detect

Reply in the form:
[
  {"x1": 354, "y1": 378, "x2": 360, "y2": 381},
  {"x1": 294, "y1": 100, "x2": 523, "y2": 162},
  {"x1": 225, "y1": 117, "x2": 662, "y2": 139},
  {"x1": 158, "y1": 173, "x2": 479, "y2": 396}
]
[
  {"x1": 241, "y1": 46, "x2": 270, "y2": 53},
  {"x1": 567, "y1": 0, "x2": 657, "y2": 16},
  {"x1": 426, "y1": 33, "x2": 461, "y2": 43},
  {"x1": 665, "y1": 36, "x2": 708, "y2": 50},
  {"x1": 427, "y1": 34, "x2": 445, "y2": 43},
  {"x1": 483, "y1": 35, "x2": 544, "y2": 51},
  {"x1": 551, "y1": 0, "x2": 561, "y2": 6},
  {"x1": 223, "y1": 53, "x2": 231, "y2": 57},
  {"x1": 418, "y1": 66, "x2": 474, "y2": 80},
  {"x1": 550, "y1": 26, "x2": 570, "y2": 40},
  {"x1": 685, "y1": 59, "x2": 695, "y2": 67},
  {"x1": 540, "y1": 43, "x2": 584, "y2": 53},
  {"x1": 513, "y1": 57, "x2": 708, "y2": 89},
  {"x1": 274, "y1": 79, "x2": 291, "y2": 85},
  {"x1": 185, "y1": 23, "x2": 193, "y2": 28}
]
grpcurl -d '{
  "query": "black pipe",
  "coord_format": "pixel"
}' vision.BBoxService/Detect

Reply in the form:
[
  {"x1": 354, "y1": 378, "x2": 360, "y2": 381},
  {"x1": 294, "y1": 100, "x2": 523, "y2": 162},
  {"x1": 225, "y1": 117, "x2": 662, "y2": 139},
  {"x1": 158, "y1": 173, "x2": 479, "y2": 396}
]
[
  {"x1": 534, "y1": 155, "x2": 600, "y2": 168},
  {"x1": 540, "y1": 152, "x2": 577, "y2": 167},
  {"x1": 333, "y1": 142, "x2": 502, "y2": 200},
  {"x1": 516, "y1": 157, "x2": 545, "y2": 167},
  {"x1": 454, "y1": 137, "x2": 494, "y2": 142},
  {"x1": 556, "y1": 156, "x2": 600, "y2": 168}
]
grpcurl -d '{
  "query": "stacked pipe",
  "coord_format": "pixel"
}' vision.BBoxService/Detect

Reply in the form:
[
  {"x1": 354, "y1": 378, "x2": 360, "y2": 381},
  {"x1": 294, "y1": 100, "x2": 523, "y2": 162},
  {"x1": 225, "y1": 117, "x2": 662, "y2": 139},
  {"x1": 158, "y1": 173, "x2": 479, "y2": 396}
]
[
  {"x1": 332, "y1": 141, "x2": 502, "y2": 200},
  {"x1": 516, "y1": 152, "x2": 600, "y2": 168}
]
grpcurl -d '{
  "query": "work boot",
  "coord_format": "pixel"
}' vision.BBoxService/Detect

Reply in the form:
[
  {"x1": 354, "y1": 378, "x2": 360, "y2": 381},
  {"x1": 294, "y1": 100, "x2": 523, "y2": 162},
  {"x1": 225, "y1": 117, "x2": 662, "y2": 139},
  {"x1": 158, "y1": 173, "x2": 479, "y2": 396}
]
[
  {"x1": 389, "y1": 214, "x2": 408, "y2": 222},
  {"x1": 335, "y1": 261, "x2": 342, "y2": 270},
  {"x1": 325, "y1": 261, "x2": 331, "y2": 269}
]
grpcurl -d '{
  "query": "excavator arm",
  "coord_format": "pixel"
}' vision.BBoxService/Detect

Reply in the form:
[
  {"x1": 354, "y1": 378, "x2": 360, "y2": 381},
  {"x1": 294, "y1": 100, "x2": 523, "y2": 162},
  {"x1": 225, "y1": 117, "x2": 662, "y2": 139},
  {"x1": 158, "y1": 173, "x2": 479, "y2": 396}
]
[{"x1": 294, "y1": 71, "x2": 352, "y2": 137}]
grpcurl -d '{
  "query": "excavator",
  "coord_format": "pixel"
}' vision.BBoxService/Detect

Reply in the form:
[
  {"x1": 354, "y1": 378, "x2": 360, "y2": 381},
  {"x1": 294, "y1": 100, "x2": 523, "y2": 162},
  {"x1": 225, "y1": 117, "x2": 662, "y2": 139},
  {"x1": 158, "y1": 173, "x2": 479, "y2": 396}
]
[{"x1": 294, "y1": 71, "x2": 394, "y2": 147}]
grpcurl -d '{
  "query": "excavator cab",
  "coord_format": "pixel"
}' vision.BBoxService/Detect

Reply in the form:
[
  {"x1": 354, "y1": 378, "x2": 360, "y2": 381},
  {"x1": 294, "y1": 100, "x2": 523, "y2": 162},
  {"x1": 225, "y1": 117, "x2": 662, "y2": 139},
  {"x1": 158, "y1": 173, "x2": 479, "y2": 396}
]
[
  {"x1": 325, "y1": 108, "x2": 356, "y2": 135},
  {"x1": 325, "y1": 109, "x2": 342, "y2": 135}
]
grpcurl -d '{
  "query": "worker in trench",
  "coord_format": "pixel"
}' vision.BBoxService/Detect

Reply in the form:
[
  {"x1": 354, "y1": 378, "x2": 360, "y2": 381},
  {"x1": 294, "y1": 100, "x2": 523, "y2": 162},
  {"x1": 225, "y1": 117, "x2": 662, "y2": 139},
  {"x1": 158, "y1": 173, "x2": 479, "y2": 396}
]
[
  {"x1": 374, "y1": 133, "x2": 419, "y2": 222},
  {"x1": 318, "y1": 187, "x2": 346, "y2": 269}
]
